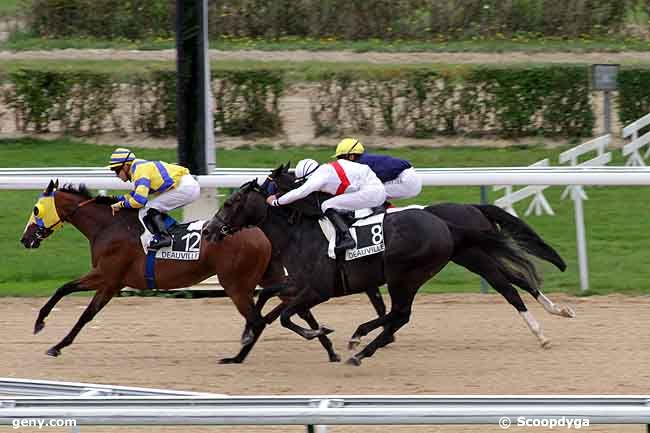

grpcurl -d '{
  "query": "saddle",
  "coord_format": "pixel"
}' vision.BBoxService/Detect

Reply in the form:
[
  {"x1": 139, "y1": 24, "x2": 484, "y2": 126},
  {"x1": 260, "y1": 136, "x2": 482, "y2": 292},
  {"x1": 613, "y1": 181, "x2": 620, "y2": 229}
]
[
  {"x1": 338, "y1": 203, "x2": 390, "y2": 226},
  {"x1": 137, "y1": 210, "x2": 205, "y2": 261}
]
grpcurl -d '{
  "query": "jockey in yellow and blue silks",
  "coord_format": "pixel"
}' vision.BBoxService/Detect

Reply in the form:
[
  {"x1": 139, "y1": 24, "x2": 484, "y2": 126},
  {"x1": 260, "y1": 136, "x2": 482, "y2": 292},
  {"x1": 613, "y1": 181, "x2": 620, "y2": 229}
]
[{"x1": 108, "y1": 148, "x2": 200, "y2": 249}]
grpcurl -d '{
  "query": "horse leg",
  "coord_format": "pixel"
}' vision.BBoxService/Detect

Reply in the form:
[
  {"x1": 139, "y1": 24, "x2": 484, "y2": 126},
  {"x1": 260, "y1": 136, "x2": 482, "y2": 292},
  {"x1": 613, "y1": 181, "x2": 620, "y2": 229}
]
[
  {"x1": 295, "y1": 310, "x2": 340, "y2": 362},
  {"x1": 509, "y1": 275, "x2": 576, "y2": 318},
  {"x1": 279, "y1": 289, "x2": 333, "y2": 340},
  {"x1": 365, "y1": 286, "x2": 395, "y2": 346},
  {"x1": 219, "y1": 289, "x2": 266, "y2": 364},
  {"x1": 239, "y1": 278, "x2": 296, "y2": 345},
  {"x1": 348, "y1": 311, "x2": 394, "y2": 351},
  {"x1": 34, "y1": 279, "x2": 94, "y2": 334},
  {"x1": 46, "y1": 287, "x2": 119, "y2": 357},
  {"x1": 347, "y1": 307, "x2": 411, "y2": 366},
  {"x1": 454, "y1": 249, "x2": 551, "y2": 348}
]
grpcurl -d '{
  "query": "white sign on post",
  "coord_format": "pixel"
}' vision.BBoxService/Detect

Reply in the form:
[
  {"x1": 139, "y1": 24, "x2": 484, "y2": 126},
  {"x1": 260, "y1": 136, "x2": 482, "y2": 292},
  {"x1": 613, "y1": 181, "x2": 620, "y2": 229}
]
[
  {"x1": 622, "y1": 112, "x2": 650, "y2": 166},
  {"x1": 558, "y1": 134, "x2": 612, "y2": 292},
  {"x1": 494, "y1": 159, "x2": 554, "y2": 217}
]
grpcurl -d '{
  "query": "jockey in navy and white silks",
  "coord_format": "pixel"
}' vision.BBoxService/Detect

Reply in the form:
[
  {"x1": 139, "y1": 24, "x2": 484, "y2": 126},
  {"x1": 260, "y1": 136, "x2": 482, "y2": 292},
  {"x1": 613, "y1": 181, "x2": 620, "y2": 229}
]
[
  {"x1": 266, "y1": 158, "x2": 386, "y2": 255},
  {"x1": 333, "y1": 138, "x2": 422, "y2": 201}
]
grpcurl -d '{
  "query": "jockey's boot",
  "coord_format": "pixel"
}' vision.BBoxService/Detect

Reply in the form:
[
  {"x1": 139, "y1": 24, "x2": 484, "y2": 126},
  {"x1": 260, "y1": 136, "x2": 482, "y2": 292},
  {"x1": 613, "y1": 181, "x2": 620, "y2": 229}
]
[
  {"x1": 324, "y1": 208, "x2": 356, "y2": 256},
  {"x1": 146, "y1": 209, "x2": 172, "y2": 250}
]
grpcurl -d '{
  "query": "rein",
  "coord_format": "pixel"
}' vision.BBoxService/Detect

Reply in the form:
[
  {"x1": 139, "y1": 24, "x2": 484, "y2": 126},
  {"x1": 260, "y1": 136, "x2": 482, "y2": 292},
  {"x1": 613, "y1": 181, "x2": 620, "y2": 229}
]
[{"x1": 63, "y1": 198, "x2": 96, "y2": 222}]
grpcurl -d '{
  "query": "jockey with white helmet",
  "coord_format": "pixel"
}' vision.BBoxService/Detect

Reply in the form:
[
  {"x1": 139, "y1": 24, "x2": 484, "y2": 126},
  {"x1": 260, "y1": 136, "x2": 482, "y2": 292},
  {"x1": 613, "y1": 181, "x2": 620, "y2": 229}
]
[{"x1": 266, "y1": 157, "x2": 386, "y2": 255}]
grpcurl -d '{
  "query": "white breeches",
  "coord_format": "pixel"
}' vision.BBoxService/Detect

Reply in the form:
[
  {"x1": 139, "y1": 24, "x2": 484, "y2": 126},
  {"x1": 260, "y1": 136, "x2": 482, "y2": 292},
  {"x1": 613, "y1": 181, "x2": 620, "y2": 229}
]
[
  {"x1": 146, "y1": 174, "x2": 201, "y2": 212},
  {"x1": 321, "y1": 185, "x2": 386, "y2": 212},
  {"x1": 384, "y1": 168, "x2": 422, "y2": 200}
]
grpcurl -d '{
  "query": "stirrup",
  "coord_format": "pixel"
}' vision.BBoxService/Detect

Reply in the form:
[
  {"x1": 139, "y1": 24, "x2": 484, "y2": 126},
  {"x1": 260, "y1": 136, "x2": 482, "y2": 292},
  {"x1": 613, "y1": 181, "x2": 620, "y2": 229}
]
[
  {"x1": 334, "y1": 234, "x2": 356, "y2": 255},
  {"x1": 148, "y1": 235, "x2": 172, "y2": 250}
]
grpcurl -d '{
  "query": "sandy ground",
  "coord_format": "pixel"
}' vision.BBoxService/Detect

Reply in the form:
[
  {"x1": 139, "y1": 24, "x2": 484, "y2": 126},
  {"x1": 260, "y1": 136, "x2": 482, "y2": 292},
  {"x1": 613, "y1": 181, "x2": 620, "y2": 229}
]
[{"x1": 1, "y1": 293, "x2": 649, "y2": 432}]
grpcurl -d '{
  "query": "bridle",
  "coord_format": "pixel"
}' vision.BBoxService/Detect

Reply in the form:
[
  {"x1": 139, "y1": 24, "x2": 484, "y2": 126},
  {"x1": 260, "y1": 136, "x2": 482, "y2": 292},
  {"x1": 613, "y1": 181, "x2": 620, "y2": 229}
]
[
  {"x1": 34, "y1": 196, "x2": 95, "y2": 239},
  {"x1": 213, "y1": 182, "x2": 270, "y2": 238}
]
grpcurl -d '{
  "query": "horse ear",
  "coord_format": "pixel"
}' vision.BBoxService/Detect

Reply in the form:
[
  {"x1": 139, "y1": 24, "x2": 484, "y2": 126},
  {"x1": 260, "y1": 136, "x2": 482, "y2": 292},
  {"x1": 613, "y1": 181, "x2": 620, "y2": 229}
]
[
  {"x1": 54, "y1": 179, "x2": 59, "y2": 189},
  {"x1": 251, "y1": 178, "x2": 258, "y2": 186},
  {"x1": 46, "y1": 180, "x2": 55, "y2": 193}
]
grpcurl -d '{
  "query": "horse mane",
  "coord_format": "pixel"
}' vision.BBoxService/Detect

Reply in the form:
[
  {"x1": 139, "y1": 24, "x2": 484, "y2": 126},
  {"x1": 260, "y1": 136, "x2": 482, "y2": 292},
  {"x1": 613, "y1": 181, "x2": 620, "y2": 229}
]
[
  {"x1": 271, "y1": 167, "x2": 330, "y2": 218},
  {"x1": 59, "y1": 184, "x2": 119, "y2": 205}
]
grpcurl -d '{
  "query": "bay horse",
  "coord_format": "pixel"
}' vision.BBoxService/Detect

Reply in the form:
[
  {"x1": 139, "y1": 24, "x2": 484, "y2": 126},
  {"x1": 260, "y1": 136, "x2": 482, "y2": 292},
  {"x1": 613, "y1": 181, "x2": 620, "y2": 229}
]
[
  {"x1": 264, "y1": 164, "x2": 575, "y2": 349},
  {"x1": 204, "y1": 178, "x2": 540, "y2": 365},
  {"x1": 20, "y1": 180, "x2": 273, "y2": 362}
]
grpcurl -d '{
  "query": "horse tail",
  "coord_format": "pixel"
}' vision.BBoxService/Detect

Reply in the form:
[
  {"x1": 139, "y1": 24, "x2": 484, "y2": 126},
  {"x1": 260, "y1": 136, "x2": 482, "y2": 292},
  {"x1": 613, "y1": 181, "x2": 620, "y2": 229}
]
[
  {"x1": 472, "y1": 204, "x2": 566, "y2": 272},
  {"x1": 446, "y1": 222, "x2": 543, "y2": 292}
]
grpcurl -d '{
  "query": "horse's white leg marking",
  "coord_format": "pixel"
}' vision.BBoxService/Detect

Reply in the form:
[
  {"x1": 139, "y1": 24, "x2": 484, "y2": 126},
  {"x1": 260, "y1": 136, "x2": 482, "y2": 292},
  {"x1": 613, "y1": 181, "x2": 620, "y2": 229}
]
[
  {"x1": 520, "y1": 311, "x2": 551, "y2": 349},
  {"x1": 537, "y1": 291, "x2": 576, "y2": 318}
]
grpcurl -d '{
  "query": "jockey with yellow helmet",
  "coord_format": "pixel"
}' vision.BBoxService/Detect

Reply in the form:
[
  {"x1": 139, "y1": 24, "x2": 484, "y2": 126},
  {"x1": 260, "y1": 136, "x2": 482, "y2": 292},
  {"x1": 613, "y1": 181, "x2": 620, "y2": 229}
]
[
  {"x1": 265, "y1": 157, "x2": 386, "y2": 256},
  {"x1": 108, "y1": 148, "x2": 200, "y2": 249},
  {"x1": 333, "y1": 138, "x2": 422, "y2": 201}
]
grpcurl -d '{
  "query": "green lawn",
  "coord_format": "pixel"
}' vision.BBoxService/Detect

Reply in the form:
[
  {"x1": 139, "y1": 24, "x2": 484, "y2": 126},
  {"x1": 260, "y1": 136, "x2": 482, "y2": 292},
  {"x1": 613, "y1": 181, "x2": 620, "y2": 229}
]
[
  {"x1": 5, "y1": 33, "x2": 650, "y2": 53},
  {"x1": 2, "y1": 137, "x2": 650, "y2": 297}
]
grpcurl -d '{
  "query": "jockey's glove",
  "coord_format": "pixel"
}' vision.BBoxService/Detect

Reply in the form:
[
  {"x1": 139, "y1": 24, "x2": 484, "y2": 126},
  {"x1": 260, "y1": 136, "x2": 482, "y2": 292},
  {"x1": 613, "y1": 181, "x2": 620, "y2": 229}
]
[{"x1": 111, "y1": 201, "x2": 125, "y2": 211}]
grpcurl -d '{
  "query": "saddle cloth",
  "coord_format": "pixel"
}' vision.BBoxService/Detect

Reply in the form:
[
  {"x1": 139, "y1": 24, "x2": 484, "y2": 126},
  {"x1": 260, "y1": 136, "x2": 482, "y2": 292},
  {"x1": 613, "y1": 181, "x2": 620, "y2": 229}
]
[
  {"x1": 138, "y1": 209, "x2": 205, "y2": 261},
  {"x1": 319, "y1": 205, "x2": 425, "y2": 261}
]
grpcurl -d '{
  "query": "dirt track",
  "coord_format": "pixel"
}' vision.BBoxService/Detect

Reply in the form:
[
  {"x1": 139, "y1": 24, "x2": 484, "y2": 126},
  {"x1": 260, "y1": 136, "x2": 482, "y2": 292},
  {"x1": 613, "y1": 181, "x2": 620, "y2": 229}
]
[
  {"x1": 1, "y1": 49, "x2": 650, "y2": 64},
  {"x1": 1, "y1": 293, "x2": 649, "y2": 432}
]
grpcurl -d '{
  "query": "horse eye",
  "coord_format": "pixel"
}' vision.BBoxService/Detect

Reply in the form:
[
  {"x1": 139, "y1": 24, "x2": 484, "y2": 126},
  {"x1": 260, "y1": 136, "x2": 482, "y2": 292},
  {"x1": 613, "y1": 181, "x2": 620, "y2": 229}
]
[{"x1": 33, "y1": 206, "x2": 39, "y2": 216}]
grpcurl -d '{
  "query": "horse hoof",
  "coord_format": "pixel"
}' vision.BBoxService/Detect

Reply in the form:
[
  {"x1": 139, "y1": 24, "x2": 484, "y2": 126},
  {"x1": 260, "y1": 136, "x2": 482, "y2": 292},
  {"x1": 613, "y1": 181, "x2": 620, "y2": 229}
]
[
  {"x1": 540, "y1": 339, "x2": 552, "y2": 350},
  {"x1": 562, "y1": 306, "x2": 576, "y2": 318},
  {"x1": 329, "y1": 353, "x2": 341, "y2": 363},
  {"x1": 345, "y1": 356, "x2": 362, "y2": 366},
  {"x1": 34, "y1": 322, "x2": 45, "y2": 335},
  {"x1": 348, "y1": 338, "x2": 361, "y2": 351},
  {"x1": 46, "y1": 348, "x2": 60, "y2": 357},
  {"x1": 218, "y1": 357, "x2": 242, "y2": 364},
  {"x1": 320, "y1": 326, "x2": 334, "y2": 336}
]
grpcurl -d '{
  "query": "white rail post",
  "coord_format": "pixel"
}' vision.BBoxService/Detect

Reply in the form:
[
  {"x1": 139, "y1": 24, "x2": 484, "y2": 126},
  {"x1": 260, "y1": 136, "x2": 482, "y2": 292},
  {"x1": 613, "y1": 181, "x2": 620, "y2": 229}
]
[
  {"x1": 559, "y1": 135, "x2": 612, "y2": 291},
  {"x1": 621, "y1": 112, "x2": 650, "y2": 166},
  {"x1": 494, "y1": 159, "x2": 554, "y2": 217}
]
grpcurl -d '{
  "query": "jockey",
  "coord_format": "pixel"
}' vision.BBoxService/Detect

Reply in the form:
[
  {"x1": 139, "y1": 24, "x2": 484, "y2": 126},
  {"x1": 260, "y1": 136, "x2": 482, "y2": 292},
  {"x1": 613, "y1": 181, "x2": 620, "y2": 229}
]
[
  {"x1": 107, "y1": 148, "x2": 200, "y2": 249},
  {"x1": 333, "y1": 138, "x2": 422, "y2": 201},
  {"x1": 266, "y1": 158, "x2": 386, "y2": 256}
]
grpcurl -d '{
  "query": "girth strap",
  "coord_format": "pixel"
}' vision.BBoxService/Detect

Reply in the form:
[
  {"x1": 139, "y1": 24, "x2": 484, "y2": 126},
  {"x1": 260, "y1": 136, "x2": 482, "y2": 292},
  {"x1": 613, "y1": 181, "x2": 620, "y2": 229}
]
[{"x1": 145, "y1": 250, "x2": 157, "y2": 289}]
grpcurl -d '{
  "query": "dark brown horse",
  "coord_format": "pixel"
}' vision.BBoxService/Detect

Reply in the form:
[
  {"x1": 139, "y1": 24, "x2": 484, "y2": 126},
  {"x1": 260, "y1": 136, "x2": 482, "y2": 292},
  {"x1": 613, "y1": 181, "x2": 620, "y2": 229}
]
[{"x1": 20, "y1": 180, "x2": 273, "y2": 362}]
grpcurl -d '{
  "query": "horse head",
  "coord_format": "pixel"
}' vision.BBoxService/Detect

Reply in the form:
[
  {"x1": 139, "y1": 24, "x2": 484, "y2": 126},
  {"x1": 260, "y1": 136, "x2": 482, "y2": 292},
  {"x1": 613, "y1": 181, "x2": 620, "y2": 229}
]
[
  {"x1": 21, "y1": 180, "x2": 95, "y2": 249},
  {"x1": 204, "y1": 178, "x2": 268, "y2": 242}
]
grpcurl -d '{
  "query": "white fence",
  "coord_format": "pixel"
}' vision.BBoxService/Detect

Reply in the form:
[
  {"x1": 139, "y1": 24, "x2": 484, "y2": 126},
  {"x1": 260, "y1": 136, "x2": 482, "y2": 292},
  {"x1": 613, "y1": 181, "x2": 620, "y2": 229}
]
[
  {"x1": 2, "y1": 395, "x2": 650, "y2": 427},
  {"x1": 6, "y1": 379, "x2": 648, "y2": 431},
  {"x1": 5, "y1": 166, "x2": 650, "y2": 190}
]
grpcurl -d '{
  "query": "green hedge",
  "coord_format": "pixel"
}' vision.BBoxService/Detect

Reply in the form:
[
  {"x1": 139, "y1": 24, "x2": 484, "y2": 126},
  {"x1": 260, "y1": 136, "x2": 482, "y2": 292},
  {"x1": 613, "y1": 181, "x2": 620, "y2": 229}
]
[
  {"x1": 310, "y1": 66, "x2": 594, "y2": 138},
  {"x1": 2, "y1": 68, "x2": 285, "y2": 137},
  {"x1": 6, "y1": 65, "x2": 650, "y2": 139},
  {"x1": 26, "y1": 0, "x2": 634, "y2": 40},
  {"x1": 618, "y1": 69, "x2": 650, "y2": 127}
]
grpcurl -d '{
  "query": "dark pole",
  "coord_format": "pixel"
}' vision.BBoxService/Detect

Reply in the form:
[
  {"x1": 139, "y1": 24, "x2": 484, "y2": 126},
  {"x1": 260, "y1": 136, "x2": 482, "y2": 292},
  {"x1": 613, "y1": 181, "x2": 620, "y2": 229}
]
[
  {"x1": 479, "y1": 186, "x2": 489, "y2": 294},
  {"x1": 176, "y1": 0, "x2": 207, "y2": 175}
]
